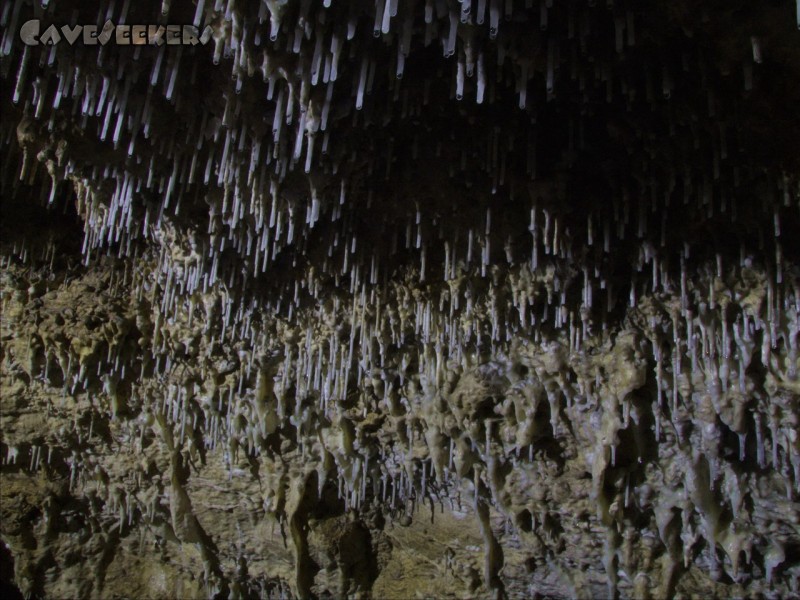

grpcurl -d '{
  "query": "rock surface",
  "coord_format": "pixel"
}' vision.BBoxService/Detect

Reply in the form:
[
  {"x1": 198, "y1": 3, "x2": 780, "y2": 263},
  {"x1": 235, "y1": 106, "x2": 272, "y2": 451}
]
[{"x1": 1, "y1": 1, "x2": 799, "y2": 598}]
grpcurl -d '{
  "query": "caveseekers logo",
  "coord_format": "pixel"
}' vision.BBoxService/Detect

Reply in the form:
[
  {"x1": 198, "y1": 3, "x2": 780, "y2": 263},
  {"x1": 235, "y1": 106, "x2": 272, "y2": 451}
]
[{"x1": 19, "y1": 19, "x2": 214, "y2": 47}]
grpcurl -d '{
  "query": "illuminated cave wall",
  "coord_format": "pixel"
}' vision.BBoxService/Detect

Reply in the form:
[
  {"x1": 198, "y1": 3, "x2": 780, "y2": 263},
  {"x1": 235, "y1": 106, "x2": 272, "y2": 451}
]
[{"x1": 1, "y1": 1, "x2": 799, "y2": 598}]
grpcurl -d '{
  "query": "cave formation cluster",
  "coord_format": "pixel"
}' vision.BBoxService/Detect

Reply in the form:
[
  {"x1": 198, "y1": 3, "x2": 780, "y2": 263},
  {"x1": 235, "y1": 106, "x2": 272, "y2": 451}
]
[{"x1": 1, "y1": 0, "x2": 799, "y2": 598}]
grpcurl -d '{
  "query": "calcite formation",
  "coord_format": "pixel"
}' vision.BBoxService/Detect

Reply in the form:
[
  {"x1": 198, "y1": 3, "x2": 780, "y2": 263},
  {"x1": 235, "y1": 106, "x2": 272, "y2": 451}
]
[{"x1": 1, "y1": 0, "x2": 799, "y2": 598}]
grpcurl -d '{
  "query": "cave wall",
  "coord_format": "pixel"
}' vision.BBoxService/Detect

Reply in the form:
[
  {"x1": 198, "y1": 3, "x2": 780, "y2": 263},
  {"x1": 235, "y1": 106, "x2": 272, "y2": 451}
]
[{"x1": 1, "y1": 1, "x2": 799, "y2": 598}]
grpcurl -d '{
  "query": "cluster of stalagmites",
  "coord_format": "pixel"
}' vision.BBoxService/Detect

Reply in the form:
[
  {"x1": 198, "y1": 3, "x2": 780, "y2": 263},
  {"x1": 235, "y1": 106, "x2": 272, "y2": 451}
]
[
  {"x1": 1, "y1": 0, "x2": 800, "y2": 598},
  {"x1": 2, "y1": 248, "x2": 799, "y2": 597}
]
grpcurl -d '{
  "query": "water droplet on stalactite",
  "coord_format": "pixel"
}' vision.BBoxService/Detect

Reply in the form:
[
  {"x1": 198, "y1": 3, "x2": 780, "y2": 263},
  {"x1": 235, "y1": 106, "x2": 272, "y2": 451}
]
[{"x1": 488, "y1": 0, "x2": 501, "y2": 38}]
